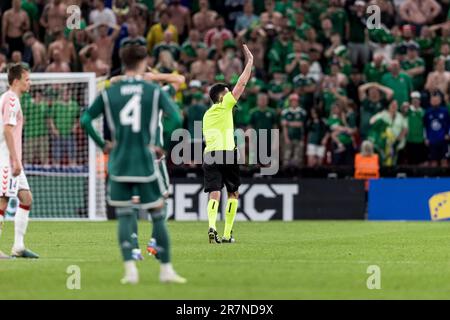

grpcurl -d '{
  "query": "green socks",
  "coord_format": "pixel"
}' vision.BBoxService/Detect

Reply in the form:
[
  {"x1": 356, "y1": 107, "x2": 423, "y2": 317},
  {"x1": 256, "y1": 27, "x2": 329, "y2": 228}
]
[
  {"x1": 117, "y1": 208, "x2": 135, "y2": 261},
  {"x1": 207, "y1": 199, "x2": 219, "y2": 230},
  {"x1": 150, "y1": 210, "x2": 171, "y2": 263},
  {"x1": 224, "y1": 199, "x2": 238, "y2": 240},
  {"x1": 131, "y1": 206, "x2": 139, "y2": 250},
  {"x1": 152, "y1": 201, "x2": 168, "y2": 239}
]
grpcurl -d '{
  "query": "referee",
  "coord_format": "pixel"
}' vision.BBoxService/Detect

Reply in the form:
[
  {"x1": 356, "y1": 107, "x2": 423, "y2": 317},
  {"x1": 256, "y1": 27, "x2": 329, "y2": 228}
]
[{"x1": 202, "y1": 45, "x2": 253, "y2": 244}]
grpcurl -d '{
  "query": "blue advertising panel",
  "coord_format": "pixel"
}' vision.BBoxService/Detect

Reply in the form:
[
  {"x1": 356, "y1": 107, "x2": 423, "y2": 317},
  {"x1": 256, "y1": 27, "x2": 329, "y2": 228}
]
[{"x1": 368, "y1": 179, "x2": 450, "y2": 221}]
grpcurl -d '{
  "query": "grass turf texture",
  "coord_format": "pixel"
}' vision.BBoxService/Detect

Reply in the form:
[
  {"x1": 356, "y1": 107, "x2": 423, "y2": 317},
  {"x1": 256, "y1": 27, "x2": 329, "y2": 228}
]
[{"x1": 1, "y1": 220, "x2": 450, "y2": 299}]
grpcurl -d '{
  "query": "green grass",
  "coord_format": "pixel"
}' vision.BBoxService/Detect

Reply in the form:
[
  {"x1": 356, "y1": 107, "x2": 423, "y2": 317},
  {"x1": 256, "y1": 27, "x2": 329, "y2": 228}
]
[{"x1": 1, "y1": 220, "x2": 450, "y2": 299}]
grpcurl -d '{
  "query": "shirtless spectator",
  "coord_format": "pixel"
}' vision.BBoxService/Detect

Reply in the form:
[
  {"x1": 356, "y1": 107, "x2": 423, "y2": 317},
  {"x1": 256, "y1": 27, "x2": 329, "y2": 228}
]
[
  {"x1": 128, "y1": 2, "x2": 149, "y2": 37},
  {"x1": 40, "y1": 0, "x2": 67, "y2": 46},
  {"x1": 399, "y1": 0, "x2": 441, "y2": 26},
  {"x1": 89, "y1": 0, "x2": 117, "y2": 26},
  {"x1": 87, "y1": 22, "x2": 121, "y2": 68},
  {"x1": 260, "y1": 0, "x2": 283, "y2": 31},
  {"x1": 204, "y1": 17, "x2": 233, "y2": 48},
  {"x1": 48, "y1": 30, "x2": 77, "y2": 69},
  {"x1": 190, "y1": 45, "x2": 215, "y2": 83},
  {"x1": 168, "y1": 0, "x2": 191, "y2": 40},
  {"x1": 79, "y1": 43, "x2": 109, "y2": 77},
  {"x1": 1, "y1": 0, "x2": 30, "y2": 56},
  {"x1": 46, "y1": 48, "x2": 71, "y2": 72},
  {"x1": 425, "y1": 57, "x2": 450, "y2": 101},
  {"x1": 193, "y1": 0, "x2": 218, "y2": 37},
  {"x1": 23, "y1": 31, "x2": 47, "y2": 72},
  {"x1": 218, "y1": 41, "x2": 243, "y2": 82}
]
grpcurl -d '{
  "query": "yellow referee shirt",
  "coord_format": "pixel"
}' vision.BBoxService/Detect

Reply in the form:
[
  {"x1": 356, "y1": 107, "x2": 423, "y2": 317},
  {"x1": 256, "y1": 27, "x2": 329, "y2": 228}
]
[{"x1": 203, "y1": 92, "x2": 237, "y2": 153}]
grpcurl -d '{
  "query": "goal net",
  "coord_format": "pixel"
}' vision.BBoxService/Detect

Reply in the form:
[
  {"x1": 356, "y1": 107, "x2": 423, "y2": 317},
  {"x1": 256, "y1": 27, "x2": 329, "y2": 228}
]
[{"x1": 0, "y1": 73, "x2": 106, "y2": 220}]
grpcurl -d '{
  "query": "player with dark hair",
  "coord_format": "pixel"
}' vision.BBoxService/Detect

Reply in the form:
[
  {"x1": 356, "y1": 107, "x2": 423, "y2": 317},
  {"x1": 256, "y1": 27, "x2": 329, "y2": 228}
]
[
  {"x1": 110, "y1": 67, "x2": 185, "y2": 260},
  {"x1": 203, "y1": 45, "x2": 253, "y2": 244},
  {"x1": 80, "y1": 38, "x2": 186, "y2": 284},
  {"x1": 0, "y1": 63, "x2": 39, "y2": 259}
]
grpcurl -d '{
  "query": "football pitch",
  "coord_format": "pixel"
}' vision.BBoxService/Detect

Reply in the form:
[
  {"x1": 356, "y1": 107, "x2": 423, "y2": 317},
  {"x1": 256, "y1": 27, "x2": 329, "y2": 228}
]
[{"x1": 1, "y1": 220, "x2": 450, "y2": 300}]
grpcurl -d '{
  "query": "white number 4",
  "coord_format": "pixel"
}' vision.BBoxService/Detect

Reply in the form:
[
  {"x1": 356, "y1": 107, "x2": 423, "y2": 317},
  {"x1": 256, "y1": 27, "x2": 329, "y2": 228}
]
[{"x1": 120, "y1": 94, "x2": 142, "y2": 133}]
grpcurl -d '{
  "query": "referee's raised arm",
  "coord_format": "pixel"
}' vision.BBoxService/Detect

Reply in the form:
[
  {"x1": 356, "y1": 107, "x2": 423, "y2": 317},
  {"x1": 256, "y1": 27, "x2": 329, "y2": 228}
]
[{"x1": 231, "y1": 44, "x2": 254, "y2": 101}]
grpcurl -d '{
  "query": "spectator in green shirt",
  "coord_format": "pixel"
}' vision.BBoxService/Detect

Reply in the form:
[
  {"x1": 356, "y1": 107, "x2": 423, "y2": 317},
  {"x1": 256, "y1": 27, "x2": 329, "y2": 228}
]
[
  {"x1": 186, "y1": 92, "x2": 207, "y2": 138},
  {"x1": 293, "y1": 60, "x2": 316, "y2": 111},
  {"x1": 402, "y1": 91, "x2": 427, "y2": 165},
  {"x1": 320, "y1": 0, "x2": 349, "y2": 41},
  {"x1": 438, "y1": 43, "x2": 450, "y2": 72},
  {"x1": 268, "y1": 28, "x2": 293, "y2": 74},
  {"x1": 268, "y1": 69, "x2": 285, "y2": 108},
  {"x1": 249, "y1": 93, "x2": 278, "y2": 165},
  {"x1": 285, "y1": 40, "x2": 306, "y2": 81},
  {"x1": 307, "y1": 107, "x2": 329, "y2": 167},
  {"x1": 281, "y1": 93, "x2": 307, "y2": 168},
  {"x1": 22, "y1": 90, "x2": 50, "y2": 165},
  {"x1": 381, "y1": 60, "x2": 414, "y2": 107},
  {"x1": 235, "y1": 71, "x2": 265, "y2": 127},
  {"x1": 185, "y1": 92, "x2": 207, "y2": 167},
  {"x1": 250, "y1": 93, "x2": 278, "y2": 130},
  {"x1": 358, "y1": 82, "x2": 394, "y2": 140},
  {"x1": 401, "y1": 43, "x2": 426, "y2": 91},
  {"x1": 48, "y1": 87, "x2": 80, "y2": 166},
  {"x1": 327, "y1": 103, "x2": 357, "y2": 166},
  {"x1": 347, "y1": 1, "x2": 370, "y2": 68},
  {"x1": 364, "y1": 53, "x2": 388, "y2": 83}
]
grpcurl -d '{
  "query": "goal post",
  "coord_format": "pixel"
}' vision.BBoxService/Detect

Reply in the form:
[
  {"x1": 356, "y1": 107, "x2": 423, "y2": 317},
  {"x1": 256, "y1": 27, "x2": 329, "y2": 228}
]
[{"x1": 0, "y1": 72, "x2": 106, "y2": 220}]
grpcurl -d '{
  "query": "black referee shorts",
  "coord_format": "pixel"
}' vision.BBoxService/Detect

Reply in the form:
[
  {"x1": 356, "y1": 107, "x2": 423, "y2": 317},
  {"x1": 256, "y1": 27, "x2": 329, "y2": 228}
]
[{"x1": 203, "y1": 150, "x2": 241, "y2": 193}]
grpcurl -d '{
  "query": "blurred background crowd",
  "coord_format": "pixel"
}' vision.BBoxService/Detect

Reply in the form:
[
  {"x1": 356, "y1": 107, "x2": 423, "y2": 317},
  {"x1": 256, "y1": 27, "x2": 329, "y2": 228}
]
[{"x1": 0, "y1": 0, "x2": 449, "y2": 172}]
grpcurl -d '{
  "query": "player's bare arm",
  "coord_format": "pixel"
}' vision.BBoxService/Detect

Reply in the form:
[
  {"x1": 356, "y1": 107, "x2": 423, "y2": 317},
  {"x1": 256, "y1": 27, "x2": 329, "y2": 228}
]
[
  {"x1": 4, "y1": 124, "x2": 21, "y2": 177},
  {"x1": 232, "y1": 44, "x2": 253, "y2": 101},
  {"x1": 110, "y1": 72, "x2": 185, "y2": 92},
  {"x1": 143, "y1": 72, "x2": 185, "y2": 91}
]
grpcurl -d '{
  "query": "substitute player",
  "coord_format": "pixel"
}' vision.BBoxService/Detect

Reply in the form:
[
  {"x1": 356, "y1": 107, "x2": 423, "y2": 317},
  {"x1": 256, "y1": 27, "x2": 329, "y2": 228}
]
[
  {"x1": 0, "y1": 63, "x2": 39, "y2": 259},
  {"x1": 203, "y1": 44, "x2": 253, "y2": 244},
  {"x1": 80, "y1": 39, "x2": 186, "y2": 284}
]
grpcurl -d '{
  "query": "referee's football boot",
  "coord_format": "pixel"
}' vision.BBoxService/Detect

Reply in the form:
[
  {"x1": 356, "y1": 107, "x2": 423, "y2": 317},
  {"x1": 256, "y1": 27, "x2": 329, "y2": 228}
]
[
  {"x1": 222, "y1": 231, "x2": 236, "y2": 243},
  {"x1": 208, "y1": 228, "x2": 221, "y2": 244}
]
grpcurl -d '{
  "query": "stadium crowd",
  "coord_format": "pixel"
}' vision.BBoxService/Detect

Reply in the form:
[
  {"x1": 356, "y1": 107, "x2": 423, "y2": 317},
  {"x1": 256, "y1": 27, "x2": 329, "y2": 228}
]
[{"x1": 0, "y1": 0, "x2": 449, "y2": 169}]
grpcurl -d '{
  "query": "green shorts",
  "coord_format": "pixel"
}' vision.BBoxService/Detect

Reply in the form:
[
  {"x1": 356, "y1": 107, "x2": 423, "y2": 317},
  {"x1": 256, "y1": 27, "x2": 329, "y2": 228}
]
[{"x1": 108, "y1": 179, "x2": 164, "y2": 210}]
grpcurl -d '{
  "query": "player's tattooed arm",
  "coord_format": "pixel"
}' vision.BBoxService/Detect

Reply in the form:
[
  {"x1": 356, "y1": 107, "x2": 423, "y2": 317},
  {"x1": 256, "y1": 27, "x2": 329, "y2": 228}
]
[{"x1": 143, "y1": 72, "x2": 186, "y2": 92}]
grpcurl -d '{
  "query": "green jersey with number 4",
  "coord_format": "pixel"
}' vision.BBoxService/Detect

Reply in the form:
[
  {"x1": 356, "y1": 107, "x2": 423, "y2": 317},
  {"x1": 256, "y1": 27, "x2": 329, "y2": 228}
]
[{"x1": 84, "y1": 77, "x2": 181, "y2": 182}]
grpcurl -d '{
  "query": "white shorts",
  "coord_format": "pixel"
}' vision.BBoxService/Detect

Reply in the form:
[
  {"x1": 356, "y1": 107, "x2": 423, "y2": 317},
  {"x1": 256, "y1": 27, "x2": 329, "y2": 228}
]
[
  {"x1": 306, "y1": 144, "x2": 325, "y2": 158},
  {"x1": 1, "y1": 166, "x2": 30, "y2": 198}
]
